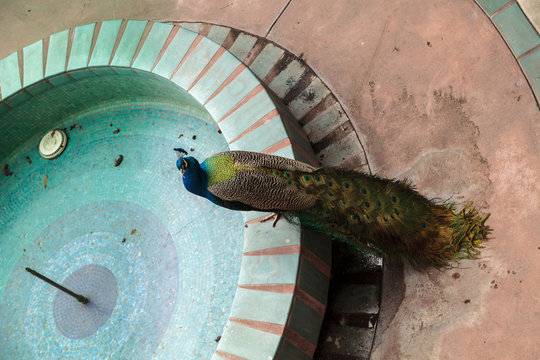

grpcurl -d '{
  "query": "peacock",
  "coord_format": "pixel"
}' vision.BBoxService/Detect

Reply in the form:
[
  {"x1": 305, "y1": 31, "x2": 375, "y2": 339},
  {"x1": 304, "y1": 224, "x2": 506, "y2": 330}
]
[{"x1": 174, "y1": 149, "x2": 490, "y2": 268}]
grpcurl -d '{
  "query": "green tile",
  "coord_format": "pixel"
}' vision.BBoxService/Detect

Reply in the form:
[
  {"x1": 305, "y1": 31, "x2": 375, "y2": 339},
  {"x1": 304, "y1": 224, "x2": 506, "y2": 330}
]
[
  {"x1": 229, "y1": 116, "x2": 287, "y2": 152},
  {"x1": 274, "y1": 339, "x2": 311, "y2": 360},
  {"x1": 520, "y1": 48, "x2": 540, "y2": 100},
  {"x1": 243, "y1": 220, "x2": 301, "y2": 253},
  {"x1": 23, "y1": 40, "x2": 44, "y2": 87},
  {"x1": 205, "y1": 67, "x2": 260, "y2": 120},
  {"x1": 302, "y1": 228, "x2": 332, "y2": 266},
  {"x1": 132, "y1": 22, "x2": 173, "y2": 71},
  {"x1": 88, "y1": 20, "x2": 123, "y2": 67},
  {"x1": 288, "y1": 298, "x2": 323, "y2": 344},
  {"x1": 493, "y1": 3, "x2": 540, "y2": 57},
  {"x1": 475, "y1": 0, "x2": 511, "y2": 15},
  {"x1": 228, "y1": 33, "x2": 258, "y2": 62},
  {"x1": 170, "y1": 37, "x2": 220, "y2": 89},
  {"x1": 218, "y1": 89, "x2": 276, "y2": 141},
  {"x1": 182, "y1": 23, "x2": 201, "y2": 33},
  {"x1": 216, "y1": 321, "x2": 281, "y2": 359},
  {"x1": 3, "y1": 90, "x2": 30, "y2": 108},
  {"x1": 289, "y1": 77, "x2": 331, "y2": 119},
  {"x1": 152, "y1": 27, "x2": 198, "y2": 79},
  {"x1": 268, "y1": 59, "x2": 306, "y2": 98},
  {"x1": 229, "y1": 288, "x2": 293, "y2": 324},
  {"x1": 206, "y1": 25, "x2": 230, "y2": 46},
  {"x1": 25, "y1": 80, "x2": 53, "y2": 97},
  {"x1": 110, "y1": 20, "x2": 148, "y2": 67},
  {"x1": 67, "y1": 23, "x2": 96, "y2": 71},
  {"x1": 298, "y1": 258, "x2": 330, "y2": 305},
  {"x1": 0, "y1": 52, "x2": 21, "y2": 99},
  {"x1": 45, "y1": 29, "x2": 69, "y2": 77},
  {"x1": 250, "y1": 43, "x2": 284, "y2": 80},
  {"x1": 238, "y1": 254, "x2": 300, "y2": 285},
  {"x1": 189, "y1": 50, "x2": 240, "y2": 104}
]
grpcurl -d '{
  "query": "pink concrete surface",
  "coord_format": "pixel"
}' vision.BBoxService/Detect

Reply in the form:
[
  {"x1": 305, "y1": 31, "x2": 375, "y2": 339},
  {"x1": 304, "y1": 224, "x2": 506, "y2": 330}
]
[{"x1": 1, "y1": 0, "x2": 539, "y2": 359}]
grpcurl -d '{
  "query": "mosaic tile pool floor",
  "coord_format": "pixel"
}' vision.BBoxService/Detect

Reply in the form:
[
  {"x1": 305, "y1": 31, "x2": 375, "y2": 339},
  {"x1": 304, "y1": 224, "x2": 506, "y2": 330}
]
[{"x1": 0, "y1": 103, "x2": 244, "y2": 359}]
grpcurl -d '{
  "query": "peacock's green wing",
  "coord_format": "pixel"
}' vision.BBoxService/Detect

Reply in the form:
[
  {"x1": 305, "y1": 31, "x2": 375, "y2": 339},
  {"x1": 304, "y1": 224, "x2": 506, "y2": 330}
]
[{"x1": 204, "y1": 151, "x2": 317, "y2": 211}]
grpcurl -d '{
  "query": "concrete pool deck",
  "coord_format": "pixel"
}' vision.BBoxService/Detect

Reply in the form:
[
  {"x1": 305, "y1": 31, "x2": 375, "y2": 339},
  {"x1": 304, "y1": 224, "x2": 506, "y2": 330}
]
[{"x1": 1, "y1": 0, "x2": 539, "y2": 359}]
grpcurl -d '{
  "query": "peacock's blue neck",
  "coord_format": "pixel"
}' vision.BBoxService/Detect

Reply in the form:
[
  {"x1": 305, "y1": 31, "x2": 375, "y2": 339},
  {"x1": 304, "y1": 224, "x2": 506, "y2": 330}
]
[{"x1": 182, "y1": 164, "x2": 223, "y2": 206}]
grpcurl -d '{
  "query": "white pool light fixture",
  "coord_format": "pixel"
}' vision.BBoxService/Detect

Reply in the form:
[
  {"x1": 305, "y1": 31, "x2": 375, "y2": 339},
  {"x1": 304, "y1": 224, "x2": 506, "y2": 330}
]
[{"x1": 39, "y1": 129, "x2": 68, "y2": 159}]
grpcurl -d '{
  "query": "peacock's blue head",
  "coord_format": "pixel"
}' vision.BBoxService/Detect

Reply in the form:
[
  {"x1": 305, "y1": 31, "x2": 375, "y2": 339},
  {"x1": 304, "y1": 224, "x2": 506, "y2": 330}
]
[{"x1": 176, "y1": 156, "x2": 201, "y2": 176}]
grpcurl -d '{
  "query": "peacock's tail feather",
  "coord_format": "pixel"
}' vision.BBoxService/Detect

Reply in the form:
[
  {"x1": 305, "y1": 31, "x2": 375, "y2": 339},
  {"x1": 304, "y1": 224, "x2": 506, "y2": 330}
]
[{"x1": 272, "y1": 167, "x2": 491, "y2": 268}]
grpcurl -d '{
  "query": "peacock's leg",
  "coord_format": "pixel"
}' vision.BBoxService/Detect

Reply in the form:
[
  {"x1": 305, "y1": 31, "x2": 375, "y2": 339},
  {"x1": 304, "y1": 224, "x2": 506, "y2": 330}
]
[{"x1": 260, "y1": 212, "x2": 282, "y2": 227}]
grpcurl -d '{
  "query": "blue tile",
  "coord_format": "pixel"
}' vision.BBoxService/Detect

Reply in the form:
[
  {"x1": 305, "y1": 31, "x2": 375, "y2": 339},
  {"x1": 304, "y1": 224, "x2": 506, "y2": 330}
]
[
  {"x1": 229, "y1": 288, "x2": 293, "y2": 324},
  {"x1": 170, "y1": 37, "x2": 220, "y2": 89},
  {"x1": 238, "y1": 254, "x2": 300, "y2": 285},
  {"x1": 67, "y1": 23, "x2": 96, "y2": 71},
  {"x1": 110, "y1": 20, "x2": 148, "y2": 67},
  {"x1": 476, "y1": 0, "x2": 512, "y2": 15},
  {"x1": 89, "y1": 20, "x2": 123, "y2": 67},
  {"x1": 132, "y1": 22, "x2": 173, "y2": 71},
  {"x1": 493, "y1": 3, "x2": 540, "y2": 57},
  {"x1": 0, "y1": 52, "x2": 21, "y2": 99},
  {"x1": 520, "y1": 48, "x2": 540, "y2": 100},
  {"x1": 216, "y1": 321, "x2": 281, "y2": 359},
  {"x1": 153, "y1": 27, "x2": 198, "y2": 79},
  {"x1": 243, "y1": 220, "x2": 301, "y2": 253},
  {"x1": 23, "y1": 40, "x2": 44, "y2": 87},
  {"x1": 45, "y1": 29, "x2": 69, "y2": 77}
]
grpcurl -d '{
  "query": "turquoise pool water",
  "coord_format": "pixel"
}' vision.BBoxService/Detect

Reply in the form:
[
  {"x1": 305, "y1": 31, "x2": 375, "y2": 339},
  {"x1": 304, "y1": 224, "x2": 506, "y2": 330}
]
[{"x1": 0, "y1": 88, "x2": 244, "y2": 359}]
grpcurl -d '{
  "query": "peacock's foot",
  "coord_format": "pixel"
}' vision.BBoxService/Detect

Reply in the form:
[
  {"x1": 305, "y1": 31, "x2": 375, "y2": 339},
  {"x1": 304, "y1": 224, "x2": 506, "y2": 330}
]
[{"x1": 260, "y1": 213, "x2": 282, "y2": 227}]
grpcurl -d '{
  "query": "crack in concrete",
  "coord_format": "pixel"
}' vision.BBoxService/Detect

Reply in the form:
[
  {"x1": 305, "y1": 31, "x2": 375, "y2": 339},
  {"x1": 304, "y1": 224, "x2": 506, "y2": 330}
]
[{"x1": 264, "y1": 0, "x2": 293, "y2": 38}]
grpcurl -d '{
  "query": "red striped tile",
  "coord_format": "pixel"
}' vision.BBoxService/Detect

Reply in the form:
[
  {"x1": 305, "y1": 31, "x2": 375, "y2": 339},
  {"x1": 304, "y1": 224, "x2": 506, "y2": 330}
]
[
  {"x1": 217, "y1": 84, "x2": 264, "y2": 123},
  {"x1": 295, "y1": 288, "x2": 326, "y2": 316},
  {"x1": 188, "y1": 46, "x2": 226, "y2": 91},
  {"x1": 43, "y1": 36, "x2": 50, "y2": 77},
  {"x1": 243, "y1": 244, "x2": 300, "y2": 256},
  {"x1": 239, "y1": 284, "x2": 295, "y2": 293},
  {"x1": 301, "y1": 247, "x2": 331, "y2": 277},
  {"x1": 229, "y1": 109, "x2": 280, "y2": 144},
  {"x1": 151, "y1": 26, "x2": 180, "y2": 72},
  {"x1": 229, "y1": 318, "x2": 285, "y2": 335},
  {"x1": 87, "y1": 21, "x2": 102, "y2": 66},
  {"x1": 215, "y1": 351, "x2": 246, "y2": 360},
  {"x1": 204, "y1": 63, "x2": 245, "y2": 105},
  {"x1": 518, "y1": 43, "x2": 540, "y2": 60},
  {"x1": 109, "y1": 19, "x2": 128, "y2": 66},
  {"x1": 283, "y1": 327, "x2": 316, "y2": 357},
  {"x1": 17, "y1": 49, "x2": 23, "y2": 86},
  {"x1": 262, "y1": 138, "x2": 291, "y2": 155},
  {"x1": 65, "y1": 27, "x2": 75, "y2": 70},
  {"x1": 291, "y1": 142, "x2": 319, "y2": 166},
  {"x1": 491, "y1": 0, "x2": 517, "y2": 18},
  {"x1": 130, "y1": 21, "x2": 154, "y2": 67},
  {"x1": 169, "y1": 34, "x2": 204, "y2": 79}
]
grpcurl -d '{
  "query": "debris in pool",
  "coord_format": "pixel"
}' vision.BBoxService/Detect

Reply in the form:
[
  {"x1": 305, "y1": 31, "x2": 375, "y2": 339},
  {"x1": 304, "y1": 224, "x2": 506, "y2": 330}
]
[
  {"x1": 110, "y1": 123, "x2": 113, "y2": 127},
  {"x1": 43, "y1": 174, "x2": 48, "y2": 188},
  {"x1": 113, "y1": 128, "x2": 120, "y2": 134},
  {"x1": 70, "y1": 123, "x2": 82, "y2": 130},
  {"x1": 26, "y1": 156, "x2": 32, "y2": 164},
  {"x1": 178, "y1": 134, "x2": 184, "y2": 138},
  {"x1": 130, "y1": 229, "x2": 137, "y2": 235},
  {"x1": 3, "y1": 164, "x2": 13, "y2": 176},
  {"x1": 190, "y1": 147, "x2": 195, "y2": 152},
  {"x1": 214, "y1": 336, "x2": 221, "y2": 342},
  {"x1": 217, "y1": 129, "x2": 222, "y2": 134},
  {"x1": 192, "y1": 135, "x2": 197, "y2": 140},
  {"x1": 114, "y1": 155, "x2": 124, "y2": 167},
  {"x1": 122, "y1": 238, "x2": 127, "y2": 243}
]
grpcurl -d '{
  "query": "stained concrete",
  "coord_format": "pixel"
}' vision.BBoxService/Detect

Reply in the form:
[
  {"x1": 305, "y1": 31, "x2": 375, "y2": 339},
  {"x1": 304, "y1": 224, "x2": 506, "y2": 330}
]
[{"x1": 1, "y1": 0, "x2": 539, "y2": 359}]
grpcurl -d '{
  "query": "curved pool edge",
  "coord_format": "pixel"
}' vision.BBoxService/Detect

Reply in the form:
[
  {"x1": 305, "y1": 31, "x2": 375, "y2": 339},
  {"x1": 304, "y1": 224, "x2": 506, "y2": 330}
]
[{"x1": 0, "y1": 20, "x2": 331, "y2": 360}]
